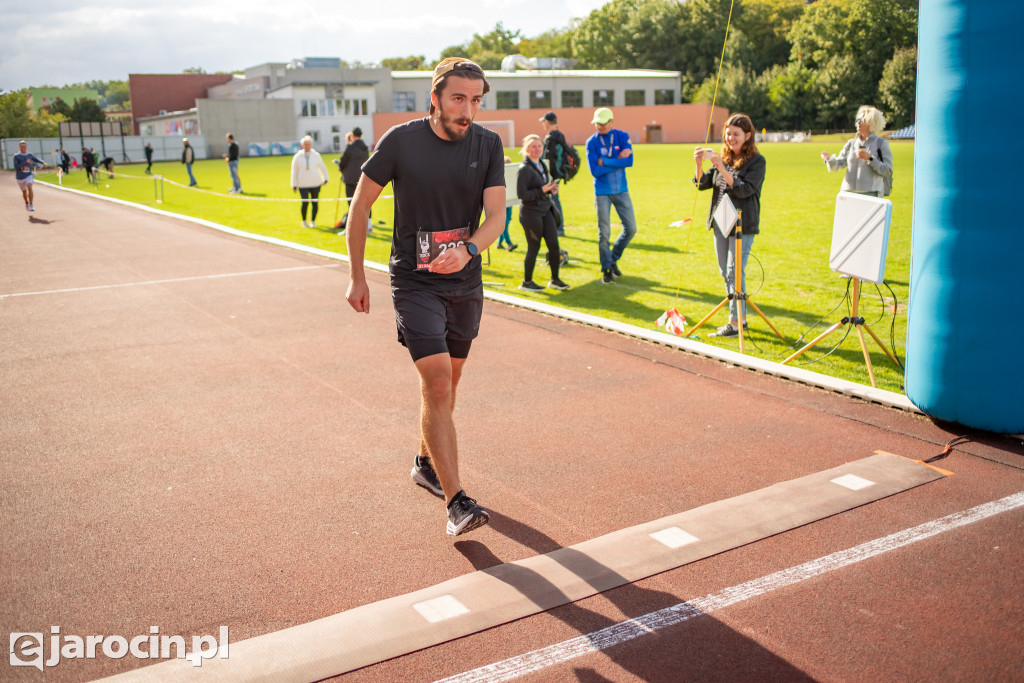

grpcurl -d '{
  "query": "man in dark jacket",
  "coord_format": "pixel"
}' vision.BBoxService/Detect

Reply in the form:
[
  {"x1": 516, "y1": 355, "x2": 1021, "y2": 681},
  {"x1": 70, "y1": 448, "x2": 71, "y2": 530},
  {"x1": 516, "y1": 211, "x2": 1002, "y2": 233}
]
[
  {"x1": 335, "y1": 127, "x2": 370, "y2": 233},
  {"x1": 181, "y1": 138, "x2": 197, "y2": 186},
  {"x1": 224, "y1": 133, "x2": 242, "y2": 193},
  {"x1": 540, "y1": 112, "x2": 569, "y2": 236}
]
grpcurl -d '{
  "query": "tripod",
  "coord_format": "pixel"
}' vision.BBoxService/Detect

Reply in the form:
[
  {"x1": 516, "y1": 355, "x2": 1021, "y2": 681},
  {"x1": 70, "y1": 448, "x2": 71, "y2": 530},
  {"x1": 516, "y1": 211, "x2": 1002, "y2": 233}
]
[
  {"x1": 781, "y1": 277, "x2": 899, "y2": 387},
  {"x1": 685, "y1": 211, "x2": 785, "y2": 353}
]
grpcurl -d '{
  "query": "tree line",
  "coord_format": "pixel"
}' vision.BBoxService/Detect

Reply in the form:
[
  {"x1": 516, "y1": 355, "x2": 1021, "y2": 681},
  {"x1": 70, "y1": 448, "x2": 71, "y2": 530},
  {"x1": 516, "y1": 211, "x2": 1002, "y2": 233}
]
[
  {"x1": 384, "y1": 0, "x2": 917, "y2": 131},
  {"x1": 3, "y1": 0, "x2": 916, "y2": 140},
  {"x1": 1, "y1": 79, "x2": 129, "y2": 139}
]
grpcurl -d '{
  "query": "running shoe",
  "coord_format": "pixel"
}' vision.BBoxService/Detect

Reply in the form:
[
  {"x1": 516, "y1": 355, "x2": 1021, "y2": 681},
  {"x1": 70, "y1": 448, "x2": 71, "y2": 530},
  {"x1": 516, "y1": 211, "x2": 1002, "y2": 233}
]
[
  {"x1": 28, "y1": 204, "x2": 35, "y2": 212},
  {"x1": 711, "y1": 323, "x2": 739, "y2": 338},
  {"x1": 611, "y1": 263, "x2": 622, "y2": 279},
  {"x1": 446, "y1": 493, "x2": 490, "y2": 536},
  {"x1": 601, "y1": 270, "x2": 615, "y2": 284},
  {"x1": 548, "y1": 278, "x2": 570, "y2": 290},
  {"x1": 411, "y1": 456, "x2": 444, "y2": 498},
  {"x1": 519, "y1": 280, "x2": 545, "y2": 292}
]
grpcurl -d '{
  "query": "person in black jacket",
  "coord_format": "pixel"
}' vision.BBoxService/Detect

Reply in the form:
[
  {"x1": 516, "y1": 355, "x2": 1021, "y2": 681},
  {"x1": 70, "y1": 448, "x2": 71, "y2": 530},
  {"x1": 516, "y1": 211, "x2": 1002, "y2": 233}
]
[
  {"x1": 540, "y1": 111, "x2": 569, "y2": 236},
  {"x1": 517, "y1": 134, "x2": 568, "y2": 292},
  {"x1": 335, "y1": 127, "x2": 370, "y2": 233},
  {"x1": 224, "y1": 133, "x2": 242, "y2": 193},
  {"x1": 693, "y1": 113, "x2": 766, "y2": 338}
]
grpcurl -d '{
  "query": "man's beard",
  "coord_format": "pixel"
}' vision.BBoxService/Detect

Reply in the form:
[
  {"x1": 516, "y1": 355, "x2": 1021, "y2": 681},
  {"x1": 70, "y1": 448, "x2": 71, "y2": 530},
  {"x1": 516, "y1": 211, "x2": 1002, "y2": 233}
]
[{"x1": 436, "y1": 106, "x2": 472, "y2": 142}]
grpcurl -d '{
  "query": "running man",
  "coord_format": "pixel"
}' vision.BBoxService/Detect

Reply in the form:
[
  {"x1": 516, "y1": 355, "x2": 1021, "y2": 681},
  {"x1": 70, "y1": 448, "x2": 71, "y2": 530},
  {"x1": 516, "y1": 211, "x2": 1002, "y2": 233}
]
[
  {"x1": 345, "y1": 57, "x2": 505, "y2": 536},
  {"x1": 14, "y1": 141, "x2": 45, "y2": 211}
]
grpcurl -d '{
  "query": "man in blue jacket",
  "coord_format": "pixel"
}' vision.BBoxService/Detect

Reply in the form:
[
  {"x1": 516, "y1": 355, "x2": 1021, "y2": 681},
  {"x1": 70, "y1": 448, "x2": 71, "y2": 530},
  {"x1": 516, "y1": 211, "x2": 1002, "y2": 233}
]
[{"x1": 586, "y1": 107, "x2": 636, "y2": 284}]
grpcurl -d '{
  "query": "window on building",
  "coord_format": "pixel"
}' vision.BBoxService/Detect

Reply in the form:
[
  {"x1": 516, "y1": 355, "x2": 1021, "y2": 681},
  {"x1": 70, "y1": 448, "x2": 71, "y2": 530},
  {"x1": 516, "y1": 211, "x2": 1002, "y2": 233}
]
[
  {"x1": 301, "y1": 100, "x2": 310, "y2": 117},
  {"x1": 561, "y1": 90, "x2": 583, "y2": 108},
  {"x1": 625, "y1": 90, "x2": 645, "y2": 106},
  {"x1": 496, "y1": 91, "x2": 519, "y2": 110},
  {"x1": 529, "y1": 90, "x2": 552, "y2": 109},
  {"x1": 655, "y1": 89, "x2": 674, "y2": 105},
  {"x1": 309, "y1": 100, "x2": 318, "y2": 117},
  {"x1": 344, "y1": 98, "x2": 369, "y2": 116},
  {"x1": 594, "y1": 90, "x2": 614, "y2": 107},
  {"x1": 393, "y1": 92, "x2": 416, "y2": 112}
]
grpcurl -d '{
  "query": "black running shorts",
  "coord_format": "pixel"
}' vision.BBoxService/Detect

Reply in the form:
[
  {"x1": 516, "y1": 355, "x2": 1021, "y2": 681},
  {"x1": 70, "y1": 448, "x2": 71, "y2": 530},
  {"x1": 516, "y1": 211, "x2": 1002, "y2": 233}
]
[{"x1": 392, "y1": 284, "x2": 483, "y2": 361}]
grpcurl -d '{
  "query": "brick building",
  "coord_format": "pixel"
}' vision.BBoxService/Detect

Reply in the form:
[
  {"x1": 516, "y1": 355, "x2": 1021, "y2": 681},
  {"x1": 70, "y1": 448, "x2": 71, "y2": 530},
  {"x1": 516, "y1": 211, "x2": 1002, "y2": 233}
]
[{"x1": 128, "y1": 73, "x2": 233, "y2": 134}]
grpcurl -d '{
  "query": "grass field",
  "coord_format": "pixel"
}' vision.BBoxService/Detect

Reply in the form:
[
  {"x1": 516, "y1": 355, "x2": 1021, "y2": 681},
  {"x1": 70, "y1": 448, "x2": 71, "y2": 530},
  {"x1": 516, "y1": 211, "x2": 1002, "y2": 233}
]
[{"x1": 41, "y1": 139, "x2": 914, "y2": 393}]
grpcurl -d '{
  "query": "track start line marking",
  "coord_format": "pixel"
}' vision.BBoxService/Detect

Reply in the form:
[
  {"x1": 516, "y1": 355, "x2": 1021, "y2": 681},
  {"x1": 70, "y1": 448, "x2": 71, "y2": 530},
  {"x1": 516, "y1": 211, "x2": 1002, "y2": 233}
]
[
  {"x1": 438, "y1": 490, "x2": 1024, "y2": 683},
  {"x1": 102, "y1": 453, "x2": 952, "y2": 681}
]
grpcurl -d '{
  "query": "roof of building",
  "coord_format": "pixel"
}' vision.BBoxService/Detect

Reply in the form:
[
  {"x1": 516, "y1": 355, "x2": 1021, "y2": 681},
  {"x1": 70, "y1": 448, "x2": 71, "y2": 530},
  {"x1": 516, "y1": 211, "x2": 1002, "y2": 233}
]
[{"x1": 392, "y1": 69, "x2": 681, "y2": 80}]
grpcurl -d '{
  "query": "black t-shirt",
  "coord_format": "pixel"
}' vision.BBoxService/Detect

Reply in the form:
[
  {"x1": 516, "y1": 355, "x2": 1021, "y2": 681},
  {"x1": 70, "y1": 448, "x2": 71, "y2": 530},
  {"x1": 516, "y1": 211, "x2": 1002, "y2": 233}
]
[{"x1": 362, "y1": 117, "x2": 505, "y2": 292}]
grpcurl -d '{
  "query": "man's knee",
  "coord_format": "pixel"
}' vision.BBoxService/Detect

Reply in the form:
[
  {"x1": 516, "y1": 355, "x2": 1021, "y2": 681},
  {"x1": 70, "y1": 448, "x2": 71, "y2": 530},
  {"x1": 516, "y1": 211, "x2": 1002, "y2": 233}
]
[{"x1": 416, "y1": 355, "x2": 454, "y2": 403}]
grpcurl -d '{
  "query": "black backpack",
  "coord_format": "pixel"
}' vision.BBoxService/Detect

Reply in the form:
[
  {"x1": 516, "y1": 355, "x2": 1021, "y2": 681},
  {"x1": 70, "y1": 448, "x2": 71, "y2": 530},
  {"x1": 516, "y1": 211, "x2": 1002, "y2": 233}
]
[{"x1": 559, "y1": 143, "x2": 581, "y2": 183}]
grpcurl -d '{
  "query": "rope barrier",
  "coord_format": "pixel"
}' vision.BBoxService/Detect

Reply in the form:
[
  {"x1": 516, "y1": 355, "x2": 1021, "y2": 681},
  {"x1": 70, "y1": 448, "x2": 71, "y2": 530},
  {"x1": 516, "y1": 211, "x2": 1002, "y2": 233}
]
[{"x1": 42, "y1": 168, "x2": 392, "y2": 203}]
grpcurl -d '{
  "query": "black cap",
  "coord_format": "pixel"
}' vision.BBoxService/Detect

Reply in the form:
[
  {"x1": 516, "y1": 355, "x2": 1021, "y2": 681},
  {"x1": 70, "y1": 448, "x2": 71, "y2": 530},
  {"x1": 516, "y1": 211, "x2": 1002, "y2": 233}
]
[
  {"x1": 540, "y1": 112, "x2": 557, "y2": 123},
  {"x1": 352, "y1": 127, "x2": 362, "y2": 137}
]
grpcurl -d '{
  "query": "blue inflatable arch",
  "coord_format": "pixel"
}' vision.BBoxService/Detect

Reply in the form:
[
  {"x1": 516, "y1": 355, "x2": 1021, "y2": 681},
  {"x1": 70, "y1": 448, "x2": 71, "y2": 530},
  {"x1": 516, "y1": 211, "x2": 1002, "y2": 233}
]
[{"x1": 906, "y1": 0, "x2": 1024, "y2": 433}]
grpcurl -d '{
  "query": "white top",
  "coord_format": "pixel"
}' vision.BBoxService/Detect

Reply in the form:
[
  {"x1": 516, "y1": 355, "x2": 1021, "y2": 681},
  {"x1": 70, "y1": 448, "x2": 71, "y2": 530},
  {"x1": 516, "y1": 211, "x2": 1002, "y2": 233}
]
[{"x1": 290, "y1": 149, "x2": 330, "y2": 189}]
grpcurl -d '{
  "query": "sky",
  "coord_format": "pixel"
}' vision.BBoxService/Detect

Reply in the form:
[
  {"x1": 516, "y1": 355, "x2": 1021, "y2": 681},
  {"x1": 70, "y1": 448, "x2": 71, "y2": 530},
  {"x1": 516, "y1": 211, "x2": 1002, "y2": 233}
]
[{"x1": 2, "y1": 0, "x2": 609, "y2": 92}]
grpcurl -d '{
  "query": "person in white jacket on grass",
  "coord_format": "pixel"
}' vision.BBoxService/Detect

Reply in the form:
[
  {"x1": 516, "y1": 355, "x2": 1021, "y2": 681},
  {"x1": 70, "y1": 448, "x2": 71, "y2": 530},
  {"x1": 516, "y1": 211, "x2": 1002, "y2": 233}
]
[{"x1": 291, "y1": 136, "x2": 330, "y2": 228}]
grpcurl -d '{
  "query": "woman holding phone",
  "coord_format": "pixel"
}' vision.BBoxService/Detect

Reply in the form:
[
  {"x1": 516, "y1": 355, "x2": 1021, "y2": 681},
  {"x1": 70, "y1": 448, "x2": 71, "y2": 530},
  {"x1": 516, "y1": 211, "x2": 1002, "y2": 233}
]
[
  {"x1": 517, "y1": 134, "x2": 567, "y2": 292},
  {"x1": 693, "y1": 113, "x2": 766, "y2": 338}
]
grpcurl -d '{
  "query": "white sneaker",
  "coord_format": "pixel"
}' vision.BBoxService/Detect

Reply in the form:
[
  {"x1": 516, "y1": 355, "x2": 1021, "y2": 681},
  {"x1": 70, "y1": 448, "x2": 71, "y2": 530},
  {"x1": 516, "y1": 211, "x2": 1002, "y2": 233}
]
[
  {"x1": 28, "y1": 204, "x2": 35, "y2": 211},
  {"x1": 309, "y1": 221, "x2": 316, "y2": 228},
  {"x1": 301, "y1": 221, "x2": 309, "y2": 228}
]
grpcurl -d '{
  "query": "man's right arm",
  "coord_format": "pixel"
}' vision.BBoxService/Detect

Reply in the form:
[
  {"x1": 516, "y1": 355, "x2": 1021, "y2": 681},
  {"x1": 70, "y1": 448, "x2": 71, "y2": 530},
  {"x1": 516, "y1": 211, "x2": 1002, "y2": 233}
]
[{"x1": 345, "y1": 174, "x2": 385, "y2": 314}]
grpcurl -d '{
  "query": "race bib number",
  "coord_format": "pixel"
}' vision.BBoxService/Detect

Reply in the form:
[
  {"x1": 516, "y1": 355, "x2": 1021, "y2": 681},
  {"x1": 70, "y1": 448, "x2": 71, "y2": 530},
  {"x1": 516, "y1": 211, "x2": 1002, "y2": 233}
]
[{"x1": 416, "y1": 227, "x2": 471, "y2": 270}]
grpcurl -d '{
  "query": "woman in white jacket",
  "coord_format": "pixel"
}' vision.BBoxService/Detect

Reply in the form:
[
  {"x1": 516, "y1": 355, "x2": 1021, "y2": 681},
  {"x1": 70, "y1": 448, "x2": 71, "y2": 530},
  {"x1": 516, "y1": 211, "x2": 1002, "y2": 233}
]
[
  {"x1": 291, "y1": 136, "x2": 330, "y2": 227},
  {"x1": 820, "y1": 106, "x2": 893, "y2": 197}
]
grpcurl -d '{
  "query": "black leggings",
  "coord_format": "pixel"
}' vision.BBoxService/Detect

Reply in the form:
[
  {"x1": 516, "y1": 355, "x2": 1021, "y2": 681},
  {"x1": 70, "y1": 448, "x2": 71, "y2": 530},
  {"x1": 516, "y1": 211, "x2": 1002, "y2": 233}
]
[
  {"x1": 299, "y1": 186, "x2": 321, "y2": 220},
  {"x1": 520, "y1": 207, "x2": 561, "y2": 282}
]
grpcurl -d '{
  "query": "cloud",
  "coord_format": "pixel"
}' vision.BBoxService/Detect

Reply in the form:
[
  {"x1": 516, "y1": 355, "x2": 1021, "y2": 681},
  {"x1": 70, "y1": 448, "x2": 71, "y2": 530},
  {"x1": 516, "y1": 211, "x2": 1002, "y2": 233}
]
[{"x1": 0, "y1": 0, "x2": 608, "y2": 91}]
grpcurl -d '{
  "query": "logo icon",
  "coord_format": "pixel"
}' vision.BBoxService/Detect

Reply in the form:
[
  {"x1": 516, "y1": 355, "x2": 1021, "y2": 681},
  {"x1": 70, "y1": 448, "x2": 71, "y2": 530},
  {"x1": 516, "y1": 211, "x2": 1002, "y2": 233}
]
[{"x1": 10, "y1": 633, "x2": 43, "y2": 671}]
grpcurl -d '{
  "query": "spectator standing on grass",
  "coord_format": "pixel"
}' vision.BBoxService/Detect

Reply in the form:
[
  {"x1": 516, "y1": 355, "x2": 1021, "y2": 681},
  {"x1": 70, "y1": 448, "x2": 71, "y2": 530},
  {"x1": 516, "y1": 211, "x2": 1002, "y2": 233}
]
[
  {"x1": 14, "y1": 140, "x2": 45, "y2": 211},
  {"x1": 517, "y1": 134, "x2": 567, "y2": 292},
  {"x1": 224, "y1": 133, "x2": 242, "y2": 194},
  {"x1": 144, "y1": 142, "x2": 154, "y2": 174},
  {"x1": 497, "y1": 155, "x2": 518, "y2": 251},
  {"x1": 181, "y1": 138, "x2": 197, "y2": 186},
  {"x1": 693, "y1": 113, "x2": 767, "y2": 339},
  {"x1": 335, "y1": 127, "x2": 369, "y2": 233},
  {"x1": 59, "y1": 148, "x2": 70, "y2": 175},
  {"x1": 81, "y1": 148, "x2": 94, "y2": 182},
  {"x1": 291, "y1": 135, "x2": 330, "y2": 228},
  {"x1": 821, "y1": 105, "x2": 892, "y2": 197},
  {"x1": 540, "y1": 111, "x2": 569, "y2": 236},
  {"x1": 586, "y1": 107, "x2": 637, "y2": 285}
]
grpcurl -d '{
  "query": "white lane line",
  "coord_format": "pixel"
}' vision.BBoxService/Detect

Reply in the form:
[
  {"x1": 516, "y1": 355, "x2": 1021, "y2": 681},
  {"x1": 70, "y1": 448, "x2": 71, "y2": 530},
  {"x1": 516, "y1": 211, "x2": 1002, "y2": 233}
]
[
  {"x1": 0, "y1": 264, "x2": 339, "y2": 299},
  {"x1": 438, "y1": 491, "x2": 1024, "y2": 683}
]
